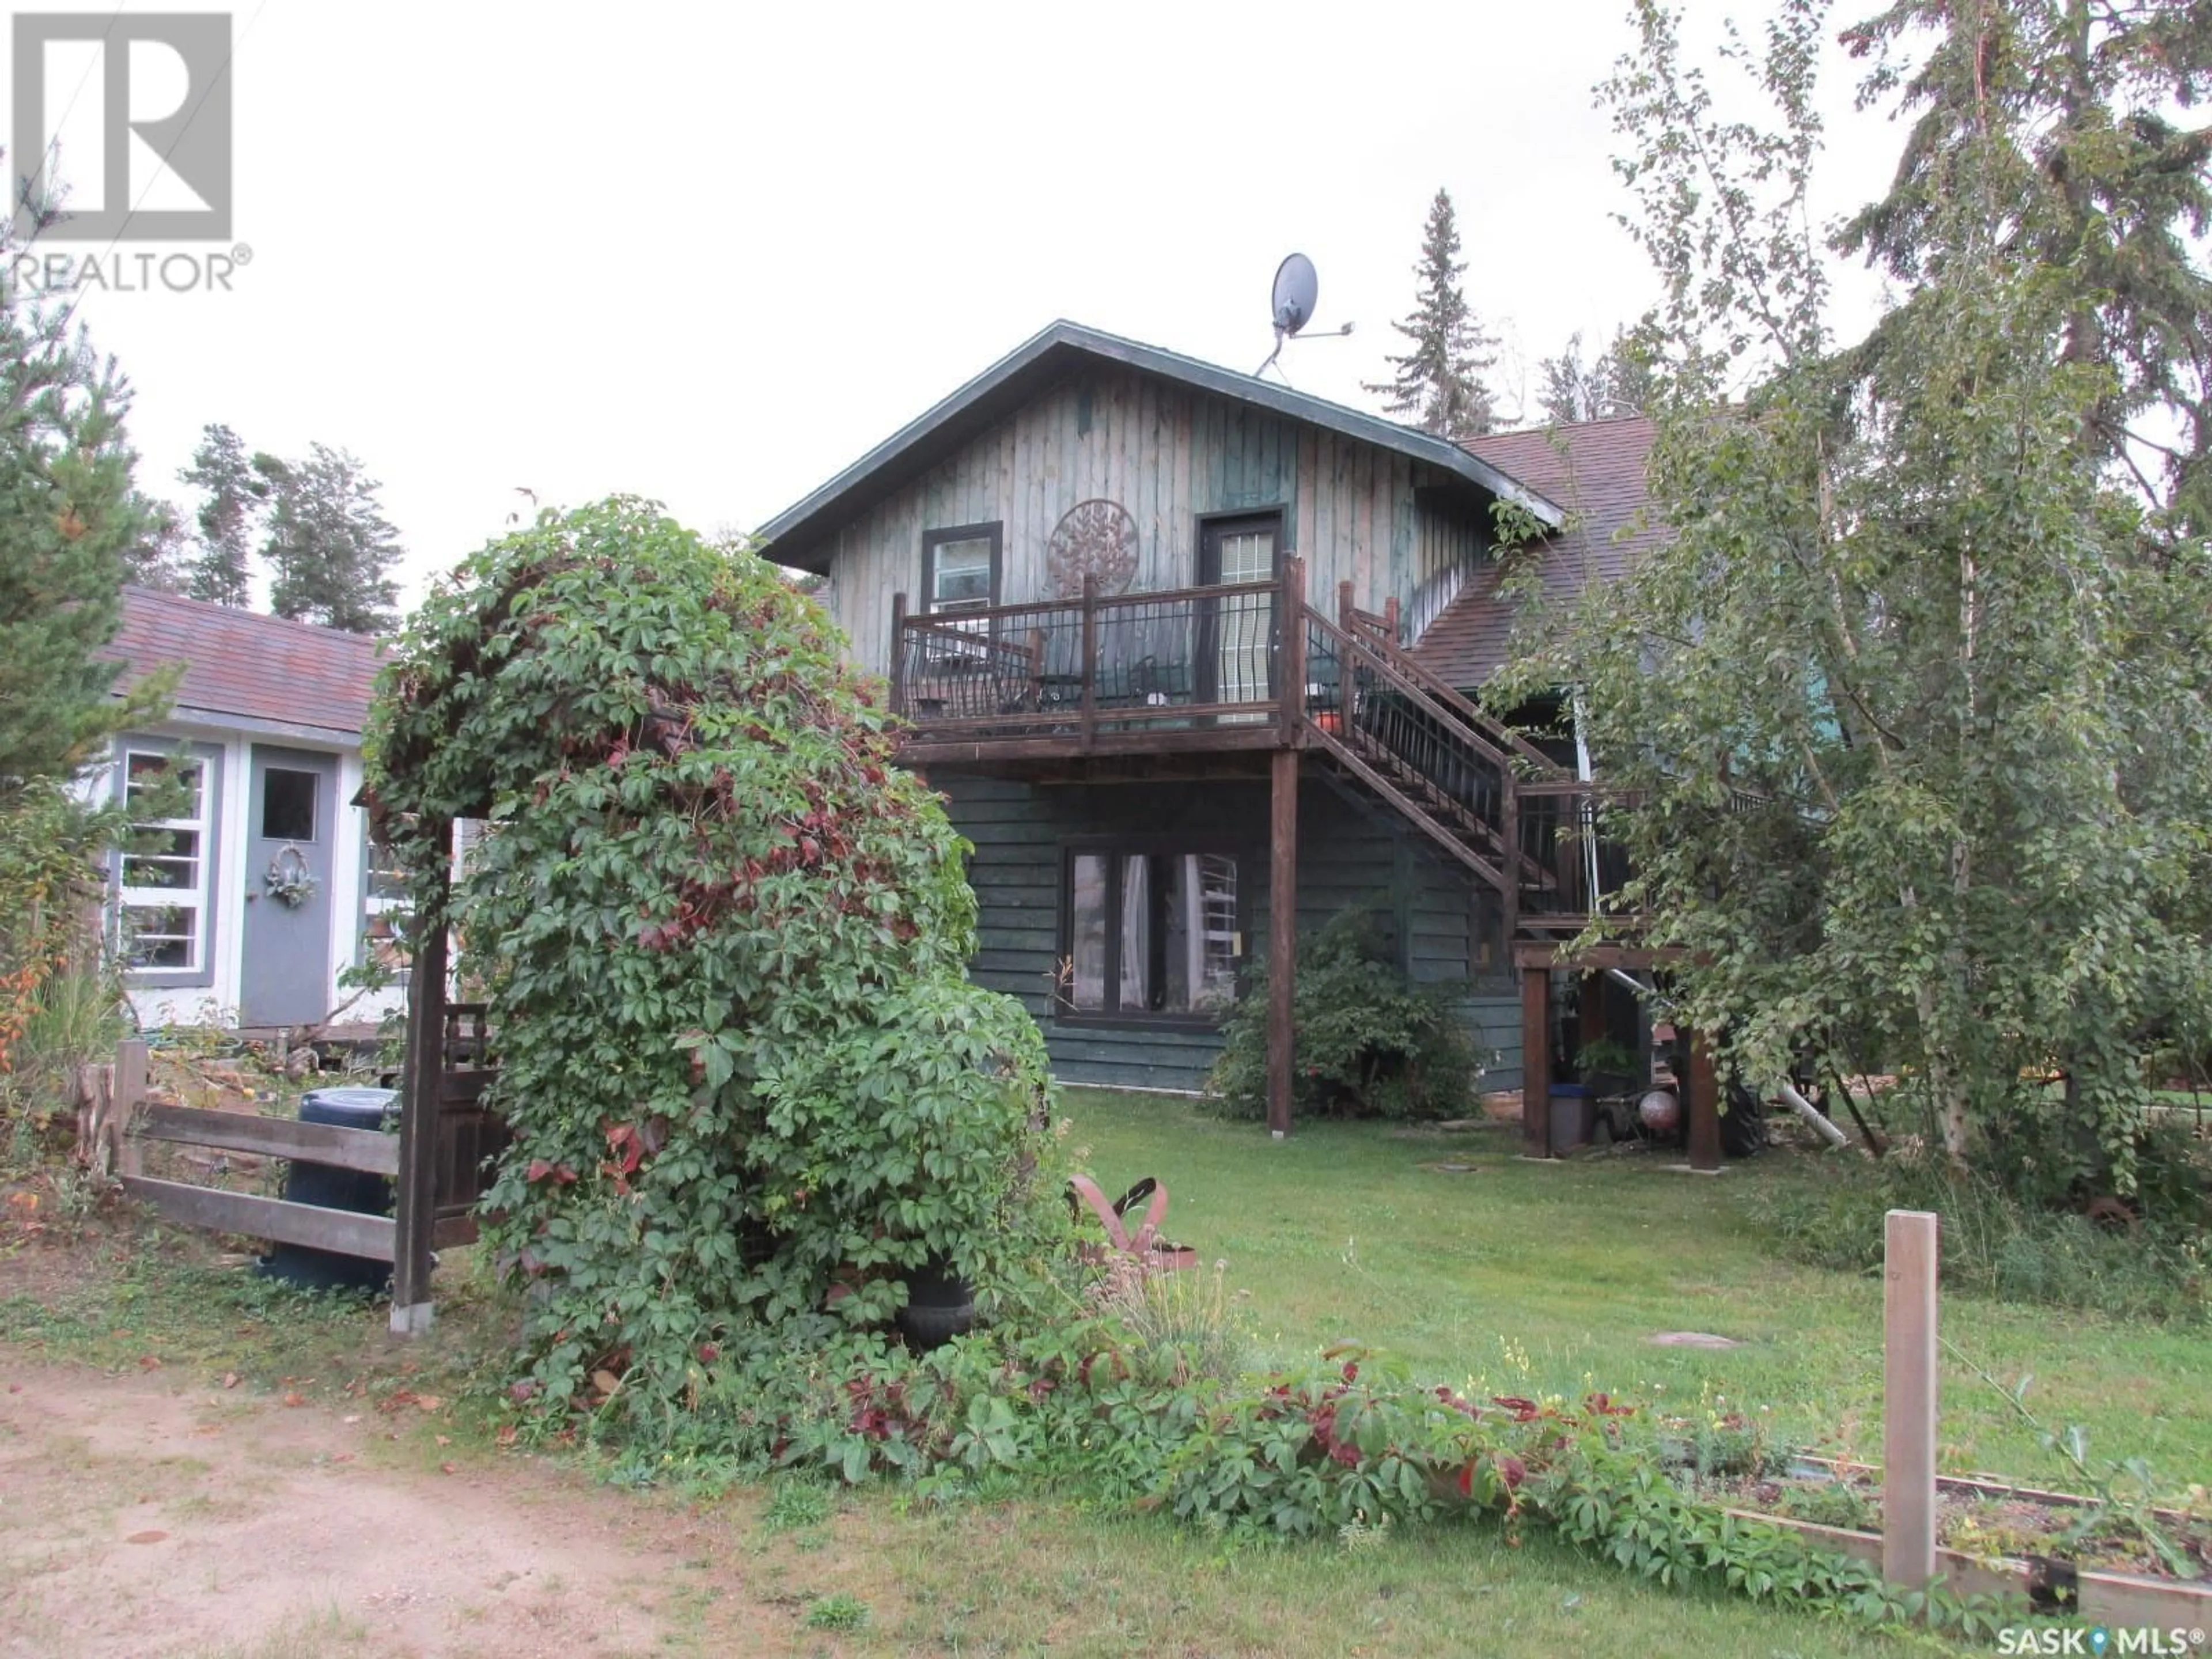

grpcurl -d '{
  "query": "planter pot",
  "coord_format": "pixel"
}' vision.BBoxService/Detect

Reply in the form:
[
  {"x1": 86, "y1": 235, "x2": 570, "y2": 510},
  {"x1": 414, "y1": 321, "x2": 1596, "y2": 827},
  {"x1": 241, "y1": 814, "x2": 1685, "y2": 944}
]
[{"x1": 893, "y1": 1256, "x2": 975, "y2": 1350}]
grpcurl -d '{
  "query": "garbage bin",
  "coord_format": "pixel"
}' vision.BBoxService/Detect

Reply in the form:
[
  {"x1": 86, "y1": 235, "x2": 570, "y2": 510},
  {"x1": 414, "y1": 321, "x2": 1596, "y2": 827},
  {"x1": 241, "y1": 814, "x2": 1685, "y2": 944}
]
[
  {"x1": 1548, "y1": 1082, "x2": 1595, "y2": 1152},
  {"x1": 257, "y1": 1086, "x2": 399, "y2": 1293}
]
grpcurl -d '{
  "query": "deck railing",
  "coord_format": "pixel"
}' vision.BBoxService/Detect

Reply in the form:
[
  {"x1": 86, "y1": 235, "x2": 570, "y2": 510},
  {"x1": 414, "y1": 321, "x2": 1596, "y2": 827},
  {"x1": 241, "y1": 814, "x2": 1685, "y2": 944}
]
[
  {"x1": 1515, "y1": 779, "x2": 1639, "y2": 928},
  {"x1": 891, "y1": 574, "x2": 1286, "y2": 748}
]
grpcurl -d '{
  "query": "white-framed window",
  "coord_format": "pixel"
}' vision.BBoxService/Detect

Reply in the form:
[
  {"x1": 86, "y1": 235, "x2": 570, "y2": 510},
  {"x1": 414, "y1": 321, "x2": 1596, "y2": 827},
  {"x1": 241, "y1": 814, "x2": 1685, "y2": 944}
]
[
  {"x1": 117, "y1": 749, "x2": 212, "y2": 974},
  {"x1": 922, "y1": 522, "x2": 1001, "y2": 619}
]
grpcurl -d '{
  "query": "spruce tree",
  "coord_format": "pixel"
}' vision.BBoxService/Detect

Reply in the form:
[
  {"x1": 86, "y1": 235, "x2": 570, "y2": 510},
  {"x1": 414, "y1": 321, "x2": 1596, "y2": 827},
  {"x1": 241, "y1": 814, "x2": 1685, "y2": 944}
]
[
  {"x1": 122, "y1": 495, "x2": 190, "y2": 591},
  {"x1": 1365, "y1": 188, "x2": 1500, "y2": 440},
  {"x1": 179, "y1": 423, "x2": 264, "y2": 607},
  {"x1": 1838, "y1": 0, "x2": 2212, "y2": 539},
  {"x1": 258, "y1": 443, "x2": 403, "y2": 634}
]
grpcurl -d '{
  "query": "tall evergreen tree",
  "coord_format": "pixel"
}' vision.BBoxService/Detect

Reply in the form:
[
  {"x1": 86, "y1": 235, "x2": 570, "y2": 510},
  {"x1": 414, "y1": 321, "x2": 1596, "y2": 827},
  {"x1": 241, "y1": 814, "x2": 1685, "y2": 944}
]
[
  {"x1": 1537, "y1": 326, "x2": 1658, "y2": 424},
  {"x1": 179, "y1": 423, "x2": 264, "y2": 607},
  {"x1": 257, "y1": 444, "x2": 403, "y2": 634},
  {"x1": 1365, "y1": 188, "x2": 1500, "y2": 440},
  {"x1": 0, "y1": 179, "x2": 172, "y2": 802},
  {"x1": 121, "y1": 495, "x2": 190, "y2": 591},
  {"x1": 1838, "y1": 0, "x2": 2212, "y2": 539}
]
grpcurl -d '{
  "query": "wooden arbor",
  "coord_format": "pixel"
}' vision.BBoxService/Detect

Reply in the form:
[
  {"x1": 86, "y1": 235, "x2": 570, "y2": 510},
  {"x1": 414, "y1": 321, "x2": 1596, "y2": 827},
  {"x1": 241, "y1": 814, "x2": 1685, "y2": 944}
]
[{"x1": 386, "y1": 816, "x2": 507, "y2": 1336}]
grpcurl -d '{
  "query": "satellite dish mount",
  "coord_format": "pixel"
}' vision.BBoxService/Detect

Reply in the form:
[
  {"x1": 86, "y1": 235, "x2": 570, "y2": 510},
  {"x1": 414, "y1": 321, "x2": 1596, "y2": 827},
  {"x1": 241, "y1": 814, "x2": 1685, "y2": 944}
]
[{"x1": 1256, "y1": 252, "x2": 1352, "y2": 381}]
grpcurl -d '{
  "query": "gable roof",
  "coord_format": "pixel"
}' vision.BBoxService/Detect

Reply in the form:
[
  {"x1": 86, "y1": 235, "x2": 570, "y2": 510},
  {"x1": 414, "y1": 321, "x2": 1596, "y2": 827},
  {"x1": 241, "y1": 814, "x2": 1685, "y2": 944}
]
[
  {"x1": 1410, "y1": 415, "x2": 1661, "y2": 688},
  {"x1": 105, "y1": 586, "x2": 383, "y2": 743},
  {"x1": 755, "y1": 320, "x2": 1567, "y2": 570}
]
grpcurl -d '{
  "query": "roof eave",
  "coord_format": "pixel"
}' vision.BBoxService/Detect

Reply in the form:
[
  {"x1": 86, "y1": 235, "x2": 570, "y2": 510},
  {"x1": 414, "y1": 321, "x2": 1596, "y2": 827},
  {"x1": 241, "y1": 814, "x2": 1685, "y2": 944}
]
[{"x1": 754, "y1": 321, "x2": 1565, "y2": 570}]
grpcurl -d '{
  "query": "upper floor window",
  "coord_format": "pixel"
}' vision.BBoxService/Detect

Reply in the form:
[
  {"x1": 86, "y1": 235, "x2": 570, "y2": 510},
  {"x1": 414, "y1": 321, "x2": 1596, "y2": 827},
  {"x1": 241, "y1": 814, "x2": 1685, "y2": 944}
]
[
  {"x1": 922, "y1": 522, "x2": 1002, "y2": 618},
  {"x1": 118, "y1": 749, "x2": 211, "y2": 974}
]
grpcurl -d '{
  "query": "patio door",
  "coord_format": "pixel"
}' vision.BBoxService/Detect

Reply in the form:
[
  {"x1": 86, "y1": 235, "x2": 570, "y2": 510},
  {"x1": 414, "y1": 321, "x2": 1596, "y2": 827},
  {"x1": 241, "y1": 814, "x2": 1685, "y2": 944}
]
[
  {"x1": 1198, "y1": 512, "x2": 1281, "y2": 714},
  {"x1": 240, "y1": 746, "x2": 337, "y2": 1027}
]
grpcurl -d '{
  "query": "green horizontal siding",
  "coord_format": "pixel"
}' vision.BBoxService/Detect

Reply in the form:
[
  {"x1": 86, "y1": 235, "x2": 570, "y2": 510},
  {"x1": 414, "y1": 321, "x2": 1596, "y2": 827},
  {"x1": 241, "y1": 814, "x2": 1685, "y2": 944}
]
[{"x1": 934, "y1": 771, "x2": 1524, "y2": 1101}]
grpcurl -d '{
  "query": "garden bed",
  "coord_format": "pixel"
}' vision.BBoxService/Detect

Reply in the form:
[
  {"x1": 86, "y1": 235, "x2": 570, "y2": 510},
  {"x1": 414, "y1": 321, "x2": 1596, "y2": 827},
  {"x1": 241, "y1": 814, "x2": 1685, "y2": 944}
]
[{"x1": 1679, "y1": 1452, "x2": 2211, "y2": 1619}]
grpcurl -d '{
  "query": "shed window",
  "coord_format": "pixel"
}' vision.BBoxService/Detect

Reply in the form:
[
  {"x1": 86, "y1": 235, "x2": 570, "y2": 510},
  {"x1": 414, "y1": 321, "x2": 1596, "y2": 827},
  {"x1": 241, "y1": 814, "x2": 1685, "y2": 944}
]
[
  {"x1": 922, "y1": 522, "x2": 1002, "y2": 618},
  {"x1": 118, "y1": 751, "x2": 211, "y2": 974},
  {"x1": 1062, "y1": 849, "x2": 1240, "y2": 1021}
]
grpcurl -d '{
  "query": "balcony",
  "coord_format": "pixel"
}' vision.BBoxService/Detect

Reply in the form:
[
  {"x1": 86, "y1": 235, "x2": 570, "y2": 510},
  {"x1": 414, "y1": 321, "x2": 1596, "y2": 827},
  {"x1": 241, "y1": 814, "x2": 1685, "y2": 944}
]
[{"x1": 889, "y1": 576, "x2": 1292, "y2": 761}]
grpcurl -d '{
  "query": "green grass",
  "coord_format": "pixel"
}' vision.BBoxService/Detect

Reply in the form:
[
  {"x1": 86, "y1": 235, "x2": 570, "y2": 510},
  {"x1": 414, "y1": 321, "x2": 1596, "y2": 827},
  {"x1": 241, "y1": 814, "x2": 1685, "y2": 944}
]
[
  {"x1": 1062, "y1": 1087, "x2": 2212, "y2": 1492},
  {"x1": 10, "y1": 1090, "x2": 2208, "y2": 1656}
]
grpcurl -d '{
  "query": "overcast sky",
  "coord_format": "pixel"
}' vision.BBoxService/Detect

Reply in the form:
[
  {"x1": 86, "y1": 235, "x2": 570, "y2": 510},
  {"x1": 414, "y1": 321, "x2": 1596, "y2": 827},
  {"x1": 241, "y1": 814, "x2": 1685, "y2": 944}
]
[{"x1": 15, "y1": 0, "x2": 1906, "y2": 605}]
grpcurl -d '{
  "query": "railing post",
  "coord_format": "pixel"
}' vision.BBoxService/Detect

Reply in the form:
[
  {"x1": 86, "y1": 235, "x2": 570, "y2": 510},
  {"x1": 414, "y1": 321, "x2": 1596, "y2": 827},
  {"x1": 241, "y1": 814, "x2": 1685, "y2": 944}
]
[
  {"x1": 1382, "y1": 595, "x2": 1400, "y2": 645},
  {"x1": 888, "y1": 592, "x2": 908, "y2": 717},
  {"x1": 1500, "y1": 772, "x2": 1521, "y2": 949},
  {"x1": 1338, "y1": 578, "x2": 1356, "y2": 634},
  {"x1": 1079, "y1": 574, "x2": 1099, "y2": 755},
  {"x1": 1280, "y1": 557, "x2": 1306, "y2": 739}
]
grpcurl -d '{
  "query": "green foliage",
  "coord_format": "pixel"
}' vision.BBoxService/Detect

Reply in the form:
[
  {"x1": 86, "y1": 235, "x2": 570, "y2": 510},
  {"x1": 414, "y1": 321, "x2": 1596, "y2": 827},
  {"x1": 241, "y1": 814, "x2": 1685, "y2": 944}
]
[
  {"x1": 1745, "y1": 1149, "x2": 2211, "y2": 1327},
  {"x1": 1838, "y1": 0, "x2": 2212, "y2": 543},
  {"x1": 256, "y1": 442, "x2": 403, "y2": 634},
  {"x1": 1206, "y1": 913, "x2": 1478, "y2": 1122},
  {"x1": 1363, "y1": 188, "x2": 1500, "y2": 440},
  {"x1": 803, "y1": 1592, "x2": 870, "y2": 1631},
  {"x1": 179, "y1": 423, "x2": 264, "y2": 608},
  {"x1": 1538, "y1": 325, "x2": 1656, "y2": 426},
  {"x1": 1502, "y1": 0, "x2": 2212, "y2": 1199},
  {"x1": 0, "y1": 180, "x2": 173, "y2": 802},
  {"x1": 363, "y1": 497, "x2": 1067, "y2": 1423}
]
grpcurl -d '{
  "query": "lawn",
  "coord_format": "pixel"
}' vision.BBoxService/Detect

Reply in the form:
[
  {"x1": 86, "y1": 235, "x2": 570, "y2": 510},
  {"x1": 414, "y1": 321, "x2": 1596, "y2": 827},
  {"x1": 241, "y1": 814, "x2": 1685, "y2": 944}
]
[
  {"x1": 4, "y1": 1086, "x2": 2205, "y2": 1657},
  {"x1": 1063, "y1": 1088, "x2": 2211, "y2": 1491}
]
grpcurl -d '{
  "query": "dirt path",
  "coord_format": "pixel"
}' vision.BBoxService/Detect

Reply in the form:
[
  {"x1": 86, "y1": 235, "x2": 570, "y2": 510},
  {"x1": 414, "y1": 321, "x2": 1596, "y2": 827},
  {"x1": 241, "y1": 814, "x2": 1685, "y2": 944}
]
[{"x1": 0, "y1": 1359, "x2": 782, "y2": 1658}]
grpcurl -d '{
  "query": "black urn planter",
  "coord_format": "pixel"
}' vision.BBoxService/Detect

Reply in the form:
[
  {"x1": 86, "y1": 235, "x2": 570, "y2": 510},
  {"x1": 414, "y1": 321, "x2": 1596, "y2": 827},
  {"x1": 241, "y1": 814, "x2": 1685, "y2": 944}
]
[{"x1": 893, "y1": 1256, "x2": 975, "y2": 1349}]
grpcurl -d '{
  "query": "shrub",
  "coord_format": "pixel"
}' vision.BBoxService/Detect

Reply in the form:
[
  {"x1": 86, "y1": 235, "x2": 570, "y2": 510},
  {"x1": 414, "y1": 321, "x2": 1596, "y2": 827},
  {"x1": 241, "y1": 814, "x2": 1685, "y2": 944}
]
[
  {"x1": 363, "y1": 498, "x2": 1070, "y2": 1426},
  {"x1": 1744, "y1": 1148, "x2": 2210, "y2": 1325},
  {"x1": 1205, "y1": 912, "x2": 1479, "y2": 1121}
]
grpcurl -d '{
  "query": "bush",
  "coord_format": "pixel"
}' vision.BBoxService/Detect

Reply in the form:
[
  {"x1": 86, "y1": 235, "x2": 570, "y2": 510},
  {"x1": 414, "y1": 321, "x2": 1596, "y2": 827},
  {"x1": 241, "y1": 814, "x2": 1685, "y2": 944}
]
[
  {"x1": 363, "y1": 498, "x2": 1071, "y2": 1427},
  {"x1": 1744, "y1": 1146, "x2": 2211, "y2": 1325},
  {"x1": 1205, "y1": 912, "x2": 1479, "y2": 1122}
]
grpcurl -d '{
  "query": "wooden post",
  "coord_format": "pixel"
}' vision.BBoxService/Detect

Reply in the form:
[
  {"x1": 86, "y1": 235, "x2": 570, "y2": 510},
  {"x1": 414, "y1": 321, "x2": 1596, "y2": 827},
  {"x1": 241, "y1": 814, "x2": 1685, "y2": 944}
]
[
  {"x1": 391, "y1": 824, "x2": 450, "y2": 1337},
  {"x1": 1521, "y1": 961, "x2": 1552, "y2": 1158},
  {"x1": 1266, "y1": 747, "x2": 1299, "y2": 1139},
  {"x1": 1883, "y1": 1209, "x2": 1940, "y2": 1591},
  {"x1": 1687, "y1": 1028, "x2": 1722, "y2": 1171},
  {"x1": 888, "y1": 592, "x2": 908, "y2": 717},
  {"x1": 1338, "y1": 578, "x2": 1356, "y2": 633},
  {"x1": 1382, "y1": 595, "x2": 1400, "y2": 644},
  {"x1": 113, "y1": 1037, "x2": 149, "y2": 1179},
  {"x1": 1279, "y1": 556, "x2": 1306, "y2": 736},
  {"x1": 1079, "y1": 574, "x2": 1098, "y2": 753}
]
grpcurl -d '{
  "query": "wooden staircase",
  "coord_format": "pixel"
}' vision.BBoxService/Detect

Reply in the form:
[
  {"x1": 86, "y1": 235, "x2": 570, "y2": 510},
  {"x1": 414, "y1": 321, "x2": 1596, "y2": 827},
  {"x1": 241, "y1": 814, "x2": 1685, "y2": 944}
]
[{"x1": 1297, "y1": 592, "x2": 1598, "y2": 940}]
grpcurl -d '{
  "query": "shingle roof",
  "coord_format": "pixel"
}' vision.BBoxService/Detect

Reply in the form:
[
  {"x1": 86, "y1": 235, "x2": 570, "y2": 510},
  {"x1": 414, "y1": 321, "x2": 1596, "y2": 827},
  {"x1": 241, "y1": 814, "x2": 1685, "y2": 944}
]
[
  {"x1": 105, "y1": 587, "x2": 382, "y2": 741},
  {"x1": 1410, "y1": 415, "x2": 1662, "y2": 688}
]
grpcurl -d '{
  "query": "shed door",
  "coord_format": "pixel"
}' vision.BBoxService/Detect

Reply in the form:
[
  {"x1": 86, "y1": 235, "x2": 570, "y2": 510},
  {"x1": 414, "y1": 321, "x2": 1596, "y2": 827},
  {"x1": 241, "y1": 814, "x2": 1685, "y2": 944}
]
[
  {"x1": 1198, "y1": 512, "x2": 1281, "y2": 712},
  {"x1": 240, "y1": 747, "x2": 338, "y2": 1027}
]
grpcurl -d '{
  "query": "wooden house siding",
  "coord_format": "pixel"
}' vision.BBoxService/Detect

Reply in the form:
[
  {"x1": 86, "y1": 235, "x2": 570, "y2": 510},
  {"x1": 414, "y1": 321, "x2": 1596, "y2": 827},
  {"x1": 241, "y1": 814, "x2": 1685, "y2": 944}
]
[
  {"x1": 933, "y1": 774, "x2": 1523, "y2": 1095},
  {"x1": 825, "y1": 365, "x2": 1475, "y2": 676}
]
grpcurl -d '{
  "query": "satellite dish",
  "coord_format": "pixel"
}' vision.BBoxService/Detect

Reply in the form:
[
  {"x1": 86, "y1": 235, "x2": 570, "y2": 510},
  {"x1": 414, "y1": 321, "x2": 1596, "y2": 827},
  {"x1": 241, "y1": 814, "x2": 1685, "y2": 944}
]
[{"x1": 1271, "y1": 252, "x2": 1318, "y2": 336}]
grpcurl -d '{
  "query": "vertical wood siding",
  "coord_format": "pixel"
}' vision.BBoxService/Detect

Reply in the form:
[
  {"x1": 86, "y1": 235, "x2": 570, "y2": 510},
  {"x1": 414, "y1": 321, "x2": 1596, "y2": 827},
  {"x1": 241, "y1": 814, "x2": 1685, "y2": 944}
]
[{"x1": 824, "y1": 365, "x2": 1433, "y2": 676}]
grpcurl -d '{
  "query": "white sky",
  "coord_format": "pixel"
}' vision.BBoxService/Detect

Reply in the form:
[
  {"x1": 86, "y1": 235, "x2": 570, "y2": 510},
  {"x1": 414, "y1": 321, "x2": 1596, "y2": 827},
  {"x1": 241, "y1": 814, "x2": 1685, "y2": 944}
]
[{"x1": 14, "y1": 0, "x2": 1905, "y2": 605}]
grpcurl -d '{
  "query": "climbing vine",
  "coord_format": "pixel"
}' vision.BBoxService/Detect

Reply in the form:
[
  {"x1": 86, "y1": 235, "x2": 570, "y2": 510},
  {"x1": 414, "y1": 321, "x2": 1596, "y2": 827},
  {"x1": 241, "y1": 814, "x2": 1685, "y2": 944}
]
[{"x1": 363, "y1": 498, "x2": 1066, "y2": 1419}]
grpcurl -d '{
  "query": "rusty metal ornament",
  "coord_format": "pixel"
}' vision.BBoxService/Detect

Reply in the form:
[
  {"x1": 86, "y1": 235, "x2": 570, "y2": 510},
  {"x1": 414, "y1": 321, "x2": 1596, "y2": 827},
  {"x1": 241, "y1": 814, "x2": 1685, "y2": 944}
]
[{"x1": 1046, "y1": 498, "x2": 1139, "y2": 598}]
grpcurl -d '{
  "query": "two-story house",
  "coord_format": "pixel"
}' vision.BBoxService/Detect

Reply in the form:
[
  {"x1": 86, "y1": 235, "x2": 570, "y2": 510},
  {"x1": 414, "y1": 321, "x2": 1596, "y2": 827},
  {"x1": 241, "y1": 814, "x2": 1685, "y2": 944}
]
[{"x1": 757, "y1": 321, "x2": 1700, "y2": 1158}]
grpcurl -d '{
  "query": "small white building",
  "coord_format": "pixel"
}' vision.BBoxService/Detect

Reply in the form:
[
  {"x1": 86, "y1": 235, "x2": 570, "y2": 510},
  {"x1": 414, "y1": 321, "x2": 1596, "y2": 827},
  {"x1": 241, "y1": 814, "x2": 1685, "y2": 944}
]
[{"x1": 101, "y1": 587, "x2": 406, "y2": 1033}]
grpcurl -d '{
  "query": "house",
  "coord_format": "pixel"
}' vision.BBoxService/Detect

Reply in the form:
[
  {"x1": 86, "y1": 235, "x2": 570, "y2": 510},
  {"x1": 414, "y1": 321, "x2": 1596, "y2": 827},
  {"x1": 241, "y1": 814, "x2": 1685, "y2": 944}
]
[
  {"x1": 98, "y1": 587, "x2": 406, "y2": 1033},
  {"x1": 759, "y1": 321, "x2": 1689, "y2": 1150}
]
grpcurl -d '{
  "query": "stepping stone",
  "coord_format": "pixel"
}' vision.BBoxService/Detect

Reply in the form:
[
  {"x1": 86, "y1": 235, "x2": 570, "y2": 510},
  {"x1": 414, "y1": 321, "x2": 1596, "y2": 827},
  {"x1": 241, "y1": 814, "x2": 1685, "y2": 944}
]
[{"x1": 1647, "y1": 1331, "x2": 1741, "y2": 1348}]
